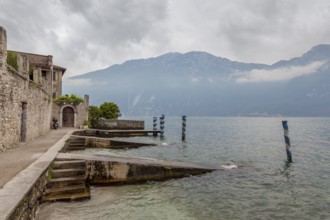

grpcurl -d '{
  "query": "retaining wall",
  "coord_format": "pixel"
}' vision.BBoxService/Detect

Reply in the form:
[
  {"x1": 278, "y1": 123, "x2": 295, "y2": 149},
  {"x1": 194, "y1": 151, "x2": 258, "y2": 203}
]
[
  {"x1": 8, "y1": 171, "x2": 48, "y2": 219},
  {"x1": 91, "y1": 119, "x2": 144, "y2": 130}
]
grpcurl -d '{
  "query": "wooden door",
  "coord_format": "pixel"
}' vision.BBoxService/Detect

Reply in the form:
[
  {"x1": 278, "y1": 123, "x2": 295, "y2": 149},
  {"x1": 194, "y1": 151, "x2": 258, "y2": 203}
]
[{"x1": 62, "y1": 107, "x2": 74, "y2": 127}]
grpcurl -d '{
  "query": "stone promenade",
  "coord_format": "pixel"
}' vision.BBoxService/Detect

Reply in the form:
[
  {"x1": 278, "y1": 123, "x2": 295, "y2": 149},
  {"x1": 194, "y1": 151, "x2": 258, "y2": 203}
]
[{"x1": 0, "y1": 128, "x2": 75, "y2": 188}]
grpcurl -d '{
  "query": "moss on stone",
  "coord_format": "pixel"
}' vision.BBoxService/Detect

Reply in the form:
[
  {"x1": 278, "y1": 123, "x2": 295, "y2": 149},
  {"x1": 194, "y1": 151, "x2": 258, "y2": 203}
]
[{"x1": 6, "y1": 51, "x2": 18, "y2": 71}]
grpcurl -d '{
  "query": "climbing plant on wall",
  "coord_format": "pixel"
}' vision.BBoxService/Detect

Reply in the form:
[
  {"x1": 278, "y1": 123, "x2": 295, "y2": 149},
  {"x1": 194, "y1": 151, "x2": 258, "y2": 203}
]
[
  {"x1": 53, "y1": 94, "x2": 84, "y2": 103},
  {"x1": 6, "y1": 51, "x2": 18, "y2": 71}
]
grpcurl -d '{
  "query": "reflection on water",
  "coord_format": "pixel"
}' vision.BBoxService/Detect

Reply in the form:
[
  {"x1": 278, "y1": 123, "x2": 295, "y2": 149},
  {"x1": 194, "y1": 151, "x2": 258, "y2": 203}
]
[
  {"x1": 37, "y1": 117, "x2": 330, "y2": 220},
  {"x1": 278, "y1": 161, "x2": 295, "y2": 182}
]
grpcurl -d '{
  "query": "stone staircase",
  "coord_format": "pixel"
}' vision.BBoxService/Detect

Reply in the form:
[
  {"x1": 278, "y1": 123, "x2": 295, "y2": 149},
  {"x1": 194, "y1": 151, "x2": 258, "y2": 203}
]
[
  {"x1": 43, "y1": 159, "x2": 91, "y2": 202},
  {"x1": 67, "y1": 137, "x2": 85, "y2": 151}
]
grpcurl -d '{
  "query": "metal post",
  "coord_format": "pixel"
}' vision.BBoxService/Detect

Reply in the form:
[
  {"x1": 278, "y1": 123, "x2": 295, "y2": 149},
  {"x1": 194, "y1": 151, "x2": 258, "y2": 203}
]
[
  {"x1": 153, "y1": 117, "x2": 157, "y2": 136},
  {"x1": 160, "y1": 114, "x2": 165, "y2": 138},
  {"x1": 282, "y1": 120, "x2": 292, "y2": 163},
  {"x1": 182, "y1": 116, "x2": 186, "y2": 141}
]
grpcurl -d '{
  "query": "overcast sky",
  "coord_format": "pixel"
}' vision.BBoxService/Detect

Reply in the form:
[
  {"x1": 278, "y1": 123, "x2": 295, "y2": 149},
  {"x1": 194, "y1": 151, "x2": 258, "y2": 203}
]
[{"x1": 1, "y1": 0, "x2": 330, "y2": 77}]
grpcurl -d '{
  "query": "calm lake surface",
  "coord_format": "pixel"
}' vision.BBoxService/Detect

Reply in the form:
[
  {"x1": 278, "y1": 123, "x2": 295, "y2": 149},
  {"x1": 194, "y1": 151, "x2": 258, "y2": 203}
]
[{"x1": 37, "y1": 117, "x2": 330, "y2": 220}]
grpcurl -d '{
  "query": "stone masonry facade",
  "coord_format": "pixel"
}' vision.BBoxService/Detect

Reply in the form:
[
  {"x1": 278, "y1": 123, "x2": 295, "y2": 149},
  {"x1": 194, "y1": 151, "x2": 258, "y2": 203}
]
[
  {"x1": 52, "y1": 94, "x2": 89, "y2": 129},
  {"x1": 0, "y1": 26, "x2": 89, "y2": 152},
  {"x1": 0, "y1": 26, "x2": 53, "y2": 152}
]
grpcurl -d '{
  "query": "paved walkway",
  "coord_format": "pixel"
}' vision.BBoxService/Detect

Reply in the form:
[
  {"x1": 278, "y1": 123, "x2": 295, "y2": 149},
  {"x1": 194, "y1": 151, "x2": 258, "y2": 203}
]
[{"x1": 0, "y1": 128, "x2": 75, "y2": 188}]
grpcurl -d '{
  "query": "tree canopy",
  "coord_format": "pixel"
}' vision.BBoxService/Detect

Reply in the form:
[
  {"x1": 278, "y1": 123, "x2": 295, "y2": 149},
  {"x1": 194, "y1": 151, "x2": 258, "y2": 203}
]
[{"x1": 89, "y1": 102, "x2": 120, "y2": 120}]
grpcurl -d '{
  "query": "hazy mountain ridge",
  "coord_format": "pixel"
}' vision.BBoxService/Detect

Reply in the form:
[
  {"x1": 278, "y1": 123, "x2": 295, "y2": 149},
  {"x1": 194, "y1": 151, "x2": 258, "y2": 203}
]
[{"x1": 65, "y1": 44, "x2": 330, "y2": 116}]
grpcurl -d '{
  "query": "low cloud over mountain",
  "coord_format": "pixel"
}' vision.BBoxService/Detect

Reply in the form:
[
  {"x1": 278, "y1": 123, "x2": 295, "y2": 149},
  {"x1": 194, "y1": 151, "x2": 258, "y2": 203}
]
[{"x1": 64, "y1": 44, "x2": 330, "y2": 116}]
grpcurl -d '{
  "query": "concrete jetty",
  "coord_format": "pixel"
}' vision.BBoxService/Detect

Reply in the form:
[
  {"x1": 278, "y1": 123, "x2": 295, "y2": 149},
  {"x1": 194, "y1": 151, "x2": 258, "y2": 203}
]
[{"x1": 56, "y1": 153, "x2": 218, "y2": 185}]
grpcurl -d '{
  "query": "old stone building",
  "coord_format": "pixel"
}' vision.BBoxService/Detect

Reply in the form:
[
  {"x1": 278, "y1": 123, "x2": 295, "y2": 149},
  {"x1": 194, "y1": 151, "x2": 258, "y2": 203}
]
[
  {"x1": 52, "y1": 95, "x2": 89, "y2": 128},
  {"x1": 0, "y1": 26, "x2": 88, "y2": 152}
]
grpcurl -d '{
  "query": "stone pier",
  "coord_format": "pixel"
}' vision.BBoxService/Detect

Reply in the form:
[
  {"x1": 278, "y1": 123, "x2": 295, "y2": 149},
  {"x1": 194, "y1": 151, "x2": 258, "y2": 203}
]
[{"x1": 56, "y1": 153, "x2": 219, "y2": 185}]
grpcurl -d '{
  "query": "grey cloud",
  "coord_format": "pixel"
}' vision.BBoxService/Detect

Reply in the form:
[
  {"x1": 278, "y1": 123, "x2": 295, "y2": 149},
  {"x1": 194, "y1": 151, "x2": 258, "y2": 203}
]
[
  {"x1": 59, "y1": 0, "x2": 168, "y2": 44},
  {"x1": 0, "y1": 0, "x2": 169, "y2": 75},
  {"x1": 232, "y1": 61, "x2": 326, "y2": 83},
  {"x1": 1, "y1": 0, "x2": 330, "y2": 77}
]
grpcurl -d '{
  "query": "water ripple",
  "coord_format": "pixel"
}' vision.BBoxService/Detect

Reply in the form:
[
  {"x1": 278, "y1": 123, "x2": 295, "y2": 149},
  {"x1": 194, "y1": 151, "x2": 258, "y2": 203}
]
[{"x1": 37, "y1": 117, "x2": 330, "y2": 220}]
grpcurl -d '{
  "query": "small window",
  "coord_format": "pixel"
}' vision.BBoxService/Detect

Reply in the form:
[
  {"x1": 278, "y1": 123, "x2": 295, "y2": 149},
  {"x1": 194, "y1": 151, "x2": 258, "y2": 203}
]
[
  {"x1": 42, "y1": 70, "x2": 47, "y2": 78},
  {"x1": 29, "y1": 73, "x2": 34, "y2": 81},
  {"x1": 53, "y1": 71, "x2": 56, "y2": 81},
  {"x1": 53, "y1": 92, "x2": 56, "y2": 99}
]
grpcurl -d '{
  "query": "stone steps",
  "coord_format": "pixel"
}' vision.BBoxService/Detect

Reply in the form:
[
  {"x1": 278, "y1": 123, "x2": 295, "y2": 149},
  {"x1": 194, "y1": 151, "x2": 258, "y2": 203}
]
[
  {"x1": 53, "y1": 160, "x2": 85, "y2": 169},
  {"x1": 52, "y1": 168, "x2": 86, "y2": 178},
  {"x1": 69, "y1": 142, "x2": 85, "y2": 146},
  {"x1": 67, "y1": 147, "x2": 86, "y2": 151},
  {"x1": 70, "y1": 138, "x2": 85, "y2": 143},
  {"x1": 44, "y1": 183, "x2": 86, "y2": 196},
  {"x1": 67, "y1": 138, "x2": 86, "y2": 151},
  {"x1": 47, "y1": 176, "x2": 86, "y2": 188},
  {"x1": 43, "y1": 187, "x2": 91, "y2": 202},
  {"x1": 43, "y1": 159, "x2": 90, "y2": 202}
]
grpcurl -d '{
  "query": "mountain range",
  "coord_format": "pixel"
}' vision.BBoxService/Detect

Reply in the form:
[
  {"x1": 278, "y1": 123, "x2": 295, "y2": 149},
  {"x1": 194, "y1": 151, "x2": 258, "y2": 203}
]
[{"x1": 64, "y1": 44, "x2": 330, "y2": 116}]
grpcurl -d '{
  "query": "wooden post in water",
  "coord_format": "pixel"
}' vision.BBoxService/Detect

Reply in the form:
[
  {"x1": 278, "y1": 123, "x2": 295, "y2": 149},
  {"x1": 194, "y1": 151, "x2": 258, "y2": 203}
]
[
  {"x1": 160, "y1": 114, "x2": 165, "y2": 138},
  {"x1": 153, "y1": 117, "x2": 157, "y2": 136},
  {"x1": 182, "y1": 116, "x2": 186, "y2": 141},
  {"x1": 282, "y1": 120, "x2": 292, "y2": 163}
]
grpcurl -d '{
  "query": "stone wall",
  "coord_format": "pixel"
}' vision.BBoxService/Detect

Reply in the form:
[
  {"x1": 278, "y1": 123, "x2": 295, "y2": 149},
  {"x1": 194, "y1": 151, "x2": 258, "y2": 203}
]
[
  {"x1": 91, "y1": 119, "x2": 144, "y2": 130},
  {"x1": 0, "y1": 69, "x2": 52, "y2": 152},
  {"x1": 52, "y1": 95, "x2": 89, "y2": 128},
  {"x1": 76, "y1": 95, "x2": 89, "y2": 127},
  {"x1": 0, "y1": 26, "x2": 52, "y2": 152},
  {"x1": 9, "y1": 171, "x2": 47, "y2": 219}
]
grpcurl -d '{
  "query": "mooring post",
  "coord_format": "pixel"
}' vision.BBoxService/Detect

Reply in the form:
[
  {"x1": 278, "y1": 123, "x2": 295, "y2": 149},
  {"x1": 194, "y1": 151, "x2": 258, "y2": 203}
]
[
  {"x1": 182, "y1": 115, "x2": 186, "y2": 141},
  {"x1": 282, "y1": 120, "x2": 292, "y2": 163},
  {"x1": 160, "y1": 114, "x2": 165, "y2": 138},
  {"x1": 153, "y1": 117, "x2": 157, "y2": 136}
]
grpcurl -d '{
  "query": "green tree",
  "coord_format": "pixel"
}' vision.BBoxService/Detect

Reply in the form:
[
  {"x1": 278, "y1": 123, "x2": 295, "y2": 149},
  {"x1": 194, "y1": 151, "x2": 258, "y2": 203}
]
[
  {"x1": 88, "y1": 106, "x2": 100, "y2": 120},
  {"x1": 99, "y1": 102, "x2": 120, "y2": 119}
]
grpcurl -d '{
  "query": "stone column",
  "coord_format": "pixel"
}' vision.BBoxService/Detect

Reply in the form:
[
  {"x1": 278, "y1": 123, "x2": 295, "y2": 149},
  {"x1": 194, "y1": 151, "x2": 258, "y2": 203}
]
[
  {"x1": 84, "y1": 95, "x2": 89, "y2": 108},
  {"x1": 18, "y1": 55, "x2": 29, "y2": 77},
  {"x1": 0, "y1": 26, "x2": 7, "y2": 73}
]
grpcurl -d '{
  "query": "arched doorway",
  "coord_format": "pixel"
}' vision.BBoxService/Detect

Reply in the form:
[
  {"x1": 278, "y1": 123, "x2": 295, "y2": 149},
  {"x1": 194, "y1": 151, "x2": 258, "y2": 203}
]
[{"x1": 62, "y1": 106, "x2": 74, "y2": 127}]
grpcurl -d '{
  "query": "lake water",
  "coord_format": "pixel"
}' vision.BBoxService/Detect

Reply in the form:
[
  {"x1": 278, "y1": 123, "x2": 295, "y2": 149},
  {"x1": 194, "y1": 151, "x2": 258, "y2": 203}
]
[{"x1": 37, "y1": 117, "x2": 330, "y2": 220}]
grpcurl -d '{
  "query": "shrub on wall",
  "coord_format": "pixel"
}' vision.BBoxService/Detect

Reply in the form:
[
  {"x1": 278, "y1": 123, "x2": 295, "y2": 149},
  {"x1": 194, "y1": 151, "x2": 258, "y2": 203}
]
[{"x1": 54, "y1": 94, "x2": 84, "y2": 103}]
